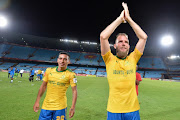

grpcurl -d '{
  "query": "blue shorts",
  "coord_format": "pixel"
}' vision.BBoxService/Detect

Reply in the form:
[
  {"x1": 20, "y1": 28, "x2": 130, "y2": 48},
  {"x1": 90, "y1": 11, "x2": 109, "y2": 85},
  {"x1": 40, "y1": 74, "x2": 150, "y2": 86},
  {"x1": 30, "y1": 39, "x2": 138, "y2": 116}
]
[
  {"x1": 39, "y1": 108, "x2": 67, "y2": 120},
  {"x1": 37, "y1": 74, "x2": 43, "y2": 80},
  {"x1": 107, "y1": 110, "x2": 140, "y2": 120},
  {"x1": 10, "y1": 74, "x2": 14, "y2": 78}
]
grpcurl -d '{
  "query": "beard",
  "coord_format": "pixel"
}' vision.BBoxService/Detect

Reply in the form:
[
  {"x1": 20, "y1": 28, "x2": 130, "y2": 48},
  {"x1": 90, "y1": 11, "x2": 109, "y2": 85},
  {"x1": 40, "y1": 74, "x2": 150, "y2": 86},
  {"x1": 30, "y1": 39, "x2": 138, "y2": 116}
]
[{"x1": 116, "y1": 48, "x2": 129, "y2": 58}]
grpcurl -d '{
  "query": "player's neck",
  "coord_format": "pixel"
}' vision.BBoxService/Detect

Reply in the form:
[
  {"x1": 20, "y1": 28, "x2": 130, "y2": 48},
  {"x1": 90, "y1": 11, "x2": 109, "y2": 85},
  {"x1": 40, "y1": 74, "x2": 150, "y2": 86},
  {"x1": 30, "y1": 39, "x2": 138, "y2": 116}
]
[
  {"x1": 57, "y1": 66, "x2": 67, "y2": 71},
  {"x1": 116, "y1": 53, "x2": 127, "y2": 59}
]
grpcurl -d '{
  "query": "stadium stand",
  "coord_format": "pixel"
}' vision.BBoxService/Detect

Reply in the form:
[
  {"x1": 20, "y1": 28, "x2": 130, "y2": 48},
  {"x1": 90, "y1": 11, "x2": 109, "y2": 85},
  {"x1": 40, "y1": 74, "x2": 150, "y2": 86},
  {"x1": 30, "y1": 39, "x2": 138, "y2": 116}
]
[
  {"x1": 30, "y1": 49, "x2": 59, "y2": 61},
  {"x1": 0, "y1": 32, "x2": 179, "y2": 80},
  {"x1": 76, "y1": 53, "x2": 100, "y2": 66},
  {"x1": 4, "y1": 45, "x2": 36, "y2": 59},
  {"x1": 0, "y1": 44, "x2": 12, "y2": 57},
  {"x1": 0, "y1": 62, "x2": 16, "y2": 69}
]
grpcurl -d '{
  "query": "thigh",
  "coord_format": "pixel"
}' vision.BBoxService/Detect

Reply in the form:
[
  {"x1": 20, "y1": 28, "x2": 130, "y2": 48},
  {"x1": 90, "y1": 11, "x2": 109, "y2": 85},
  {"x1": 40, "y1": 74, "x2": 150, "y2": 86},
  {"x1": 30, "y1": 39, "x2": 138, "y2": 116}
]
[
  {"x1": 53, "y1": 108, "x2": 67, "y2": 120},
  {"x1": 124, "y1": 110, "x2": 140, "y2": 120},
  {"x1": 39, "y1": 109, "x2": 53, "y2": 120}
]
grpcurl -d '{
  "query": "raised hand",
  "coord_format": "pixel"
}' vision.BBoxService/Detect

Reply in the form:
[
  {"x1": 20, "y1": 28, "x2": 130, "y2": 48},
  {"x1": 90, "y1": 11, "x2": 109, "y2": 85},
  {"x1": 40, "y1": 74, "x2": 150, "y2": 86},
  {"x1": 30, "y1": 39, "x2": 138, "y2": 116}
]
[
  {"x1": 119, "y1": 10, "x2": 126, "y2": 23},
  {"x1": 122, "y1": 2, "x2": 131, "y2": 21}
]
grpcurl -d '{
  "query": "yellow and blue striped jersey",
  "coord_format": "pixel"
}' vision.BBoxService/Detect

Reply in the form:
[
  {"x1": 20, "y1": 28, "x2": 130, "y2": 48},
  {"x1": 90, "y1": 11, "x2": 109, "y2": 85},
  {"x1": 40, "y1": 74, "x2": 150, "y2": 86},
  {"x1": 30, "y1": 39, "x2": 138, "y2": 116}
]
[
  {"x1": 42, "y1": 66, "x2": 77, "y2": 110},
  {"x1": 102, "y1": 48, "x2": 142, "y2": 113}
]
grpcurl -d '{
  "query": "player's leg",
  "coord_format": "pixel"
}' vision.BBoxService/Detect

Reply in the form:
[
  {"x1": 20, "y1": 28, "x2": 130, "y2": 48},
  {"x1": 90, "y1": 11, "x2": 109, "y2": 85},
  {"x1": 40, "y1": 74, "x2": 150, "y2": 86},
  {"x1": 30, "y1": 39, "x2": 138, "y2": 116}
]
[
  {"x1": 29, "y1": 75, "x2": 32, "y2": 82},
  {"x1": 40, "y1": 74, "x2": 42, "y2": 81},
  {"x1": 14, "y1": 73, "x2": 17, "y2": 79},
  {"x1": 53, "y1": 108, "x2": 67, "y2": 120},
  {"x1": 107, "y1": 111, "x2": 123, "y2": 120},
  {"x1": 8, "y1": 73, "x2": 10, "y2": 78},
  {"x1": 32, "y1": 75, "x2": 34, "y2": 82},
  {"x1": 36, "y1": 74, "x2": 39, "y2": 81},
  {"x1": 39, "y1": 109, "x2": 53, "y2": 120},
  {"x1": 123, "y1": 110, "x2": 140, "y2": 120},
  {"x1": 10, "y1": 74, "x2": 14, "y2": 83}
]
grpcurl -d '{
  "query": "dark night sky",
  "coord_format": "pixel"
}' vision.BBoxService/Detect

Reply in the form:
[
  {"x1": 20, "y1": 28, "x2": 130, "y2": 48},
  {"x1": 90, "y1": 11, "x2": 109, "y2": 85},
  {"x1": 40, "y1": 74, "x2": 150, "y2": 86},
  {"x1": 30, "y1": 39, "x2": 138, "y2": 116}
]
[{"x1": 1, "y1": 0, "x2": 180, "y2": 55}]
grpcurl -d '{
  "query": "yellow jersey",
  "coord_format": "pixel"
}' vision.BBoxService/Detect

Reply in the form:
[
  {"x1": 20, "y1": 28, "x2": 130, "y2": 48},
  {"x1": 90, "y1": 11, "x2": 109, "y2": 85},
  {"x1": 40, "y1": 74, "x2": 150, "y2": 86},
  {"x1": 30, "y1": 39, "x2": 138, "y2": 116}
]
[
  {"x1": 102, "y1": 48, "x2": 142, "y2": 113},
  {"x1": 42, "y1": 66, "x2": 77, "y2": 110},
  {"x1": 37, "y1": 70, "x2": 42, "y2": 74}
]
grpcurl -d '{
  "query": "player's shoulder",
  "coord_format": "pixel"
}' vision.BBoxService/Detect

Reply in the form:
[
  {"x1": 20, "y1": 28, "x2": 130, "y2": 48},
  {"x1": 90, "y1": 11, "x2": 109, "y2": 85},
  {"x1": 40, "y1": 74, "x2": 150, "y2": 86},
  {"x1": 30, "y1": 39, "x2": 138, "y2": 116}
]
[
  {"x1": 66, "y1": 68, "x2": 74, "y2": 73},
  {"x1": 46, "y1": 66, "x2": 57, "y2": 71}
]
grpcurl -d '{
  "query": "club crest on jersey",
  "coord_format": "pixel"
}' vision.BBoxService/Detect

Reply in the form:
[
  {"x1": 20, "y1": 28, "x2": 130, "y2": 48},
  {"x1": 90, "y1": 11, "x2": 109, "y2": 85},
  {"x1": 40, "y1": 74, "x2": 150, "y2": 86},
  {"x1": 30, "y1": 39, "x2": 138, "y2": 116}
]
[
  {"x1": 125, "y1": 61, "x2": 131, "y2": 66},
  {"x1": 60, "y1": 75, "x2": 65, "y2": 79}
]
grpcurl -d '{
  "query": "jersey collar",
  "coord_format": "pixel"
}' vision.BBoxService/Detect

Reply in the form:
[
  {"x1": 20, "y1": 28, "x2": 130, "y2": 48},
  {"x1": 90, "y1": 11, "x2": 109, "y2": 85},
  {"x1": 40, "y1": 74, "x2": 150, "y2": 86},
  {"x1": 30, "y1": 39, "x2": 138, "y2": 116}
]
[
  {"x1": 56, "y1": 67, "x2": 68, "y2": 72},
  {"x1": 116, "y1": 55, "x2": 127, "y2": 60}
]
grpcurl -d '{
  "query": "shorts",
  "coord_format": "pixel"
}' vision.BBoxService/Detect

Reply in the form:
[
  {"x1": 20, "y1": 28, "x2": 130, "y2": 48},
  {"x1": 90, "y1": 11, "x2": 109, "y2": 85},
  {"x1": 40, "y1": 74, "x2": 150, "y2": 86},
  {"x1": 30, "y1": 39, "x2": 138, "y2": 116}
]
[
  {"x1": 37, "y1": 74, "x2": 43, "y2": 80},
  {"x1": 39, "y1": 108, "x2": 67, "y2": 120},
  {"x1": 10, "y1": 74, "x2": 14, "y2": 78},
  {"x1": 107, "y1": 110, "x2": 140, "y2": 120}
]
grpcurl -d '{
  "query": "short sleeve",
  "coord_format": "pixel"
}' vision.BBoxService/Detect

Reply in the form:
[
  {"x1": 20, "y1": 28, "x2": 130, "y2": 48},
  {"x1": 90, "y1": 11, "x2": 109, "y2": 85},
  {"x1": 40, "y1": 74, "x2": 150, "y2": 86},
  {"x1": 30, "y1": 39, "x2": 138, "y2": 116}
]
[
  {"x1": 102, "y1": 50, "x2": 113, "y2": 65},
  {"x1": 130, "y1": 48, "x2": 143, "y2": 64},
  {"x1": 70, "y1": 72, "x2": 77, "y2": 87},
  {"x1": 43, "y1": 68, "x2": 51, "y2": 82}
]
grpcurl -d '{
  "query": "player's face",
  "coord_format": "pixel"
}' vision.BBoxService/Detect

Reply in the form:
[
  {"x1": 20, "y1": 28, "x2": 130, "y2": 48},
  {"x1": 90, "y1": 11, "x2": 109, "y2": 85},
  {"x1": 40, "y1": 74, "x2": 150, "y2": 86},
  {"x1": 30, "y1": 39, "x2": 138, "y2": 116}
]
[
  {"x1": 114, "y1": 35, "x2": 130, "y2": 57},
  {"x1": 57, "y1": 54, "x2": 70, "y2": 68}
]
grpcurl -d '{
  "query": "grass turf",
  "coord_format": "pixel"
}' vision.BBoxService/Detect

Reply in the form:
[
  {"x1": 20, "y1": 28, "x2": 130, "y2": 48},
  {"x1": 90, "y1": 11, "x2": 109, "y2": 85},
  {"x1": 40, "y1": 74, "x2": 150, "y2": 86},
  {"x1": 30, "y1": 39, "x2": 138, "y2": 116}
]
[{"x1": 0, "y1": 72, "x2": 180, "y2": 120}]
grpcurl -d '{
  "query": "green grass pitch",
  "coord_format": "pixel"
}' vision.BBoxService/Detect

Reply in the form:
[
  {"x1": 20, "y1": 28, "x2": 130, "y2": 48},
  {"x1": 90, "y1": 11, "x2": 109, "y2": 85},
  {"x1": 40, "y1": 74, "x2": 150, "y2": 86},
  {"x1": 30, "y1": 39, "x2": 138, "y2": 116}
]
[{"x1": 0, "y1": 71, "x2": 180, "y2": 120}]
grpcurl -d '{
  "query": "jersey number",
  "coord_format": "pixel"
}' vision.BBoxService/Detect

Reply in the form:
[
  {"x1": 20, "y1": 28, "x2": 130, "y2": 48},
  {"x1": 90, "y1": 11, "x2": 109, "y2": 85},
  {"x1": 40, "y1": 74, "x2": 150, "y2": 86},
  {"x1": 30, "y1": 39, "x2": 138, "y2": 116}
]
[{"x1": 56, "y1": 115, "x2": 64, "y2": 120}]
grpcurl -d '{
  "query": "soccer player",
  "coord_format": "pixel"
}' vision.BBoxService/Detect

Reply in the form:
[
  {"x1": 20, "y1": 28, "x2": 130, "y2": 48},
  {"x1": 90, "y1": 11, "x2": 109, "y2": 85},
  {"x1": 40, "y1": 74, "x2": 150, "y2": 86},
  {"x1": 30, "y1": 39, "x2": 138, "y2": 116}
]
[
  {"x1": 136, "y1": 65, "x2": 142, "y2": 96},
  {"x1": 8, "y1": 67, "x2": 11, "y2": 78},
  {"x1": 100, "y1": 2, "x2": 147, "y2": 120},
  {"x1": 33, "y1": 52, "x2": 77, "y2": 120},
  {"x1": 36, "y1": 69, "x2": 42, "y2": 81},
  {"x1": 20, "y1": 69, "x2": 24, "y2": 77},
  {"x1": 29, "y1": 68, "x2": 35, "y2": 82},
  {"x1": 10, "y1": 67, "x2": 15, "y2": 83}
]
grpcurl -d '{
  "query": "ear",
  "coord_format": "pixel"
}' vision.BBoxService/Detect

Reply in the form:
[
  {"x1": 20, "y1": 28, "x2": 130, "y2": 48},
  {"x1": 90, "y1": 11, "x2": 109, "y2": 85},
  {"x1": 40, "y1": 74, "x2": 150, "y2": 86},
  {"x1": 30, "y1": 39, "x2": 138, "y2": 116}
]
[{"x1": 114, "y1": 44, "x2": 116, "y2": 49}]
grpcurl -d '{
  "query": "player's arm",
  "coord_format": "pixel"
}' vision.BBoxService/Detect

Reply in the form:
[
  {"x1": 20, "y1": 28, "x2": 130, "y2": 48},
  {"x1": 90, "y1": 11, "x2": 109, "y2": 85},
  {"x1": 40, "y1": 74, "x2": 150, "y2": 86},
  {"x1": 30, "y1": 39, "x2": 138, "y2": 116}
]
[
  {"x1": 33, "y1": 81, "x2": 47, "y2": 112},
  {"x1": 136, "y1": 80, "x2": 141, "y2": 85},
  {"x1": 122, "y1": 2, "x2": 148, "y2": 53},
  {"x1": 100, "y1": 9, "x2": 125, "y2": 55},
  {"x1": 69, "y1": 86, "x2": 77, "y2": 118}
]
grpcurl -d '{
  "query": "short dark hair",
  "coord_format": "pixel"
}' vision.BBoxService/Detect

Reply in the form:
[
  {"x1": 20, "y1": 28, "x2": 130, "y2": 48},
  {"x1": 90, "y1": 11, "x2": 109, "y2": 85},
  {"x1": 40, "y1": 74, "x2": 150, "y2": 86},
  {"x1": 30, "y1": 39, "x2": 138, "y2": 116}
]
[{"x1": 59, "y1": 52, "x2": 70, "y2": 58}]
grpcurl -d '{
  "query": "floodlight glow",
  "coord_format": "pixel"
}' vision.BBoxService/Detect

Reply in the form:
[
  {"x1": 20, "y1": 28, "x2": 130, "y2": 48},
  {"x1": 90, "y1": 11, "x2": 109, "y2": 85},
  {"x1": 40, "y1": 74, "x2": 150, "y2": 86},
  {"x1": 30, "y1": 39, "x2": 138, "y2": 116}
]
[
  {"x1": 0, "y1": 16, "x2": 7, "y2": 27},
  {"x1": 90, "y1": 42, "x2": 97, "y2": 45},
  {"x1": 167, "y1": 55, "x2": 180, "y2": 59},
  {"x1": 73, "y1": 40, "x2": 78, "y2": 43},
  {"x1": 161, "y1": 35, "x2": 173, "y2": 46}
]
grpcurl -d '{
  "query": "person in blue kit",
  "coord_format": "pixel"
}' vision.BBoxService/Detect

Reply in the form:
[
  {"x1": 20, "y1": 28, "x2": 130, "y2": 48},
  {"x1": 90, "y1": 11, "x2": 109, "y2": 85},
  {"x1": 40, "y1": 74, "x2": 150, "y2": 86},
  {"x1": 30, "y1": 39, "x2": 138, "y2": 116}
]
[
  {"x1": 29, "y1": 68, "x2": 35, "y2": 82},
  {"x1": 10, "y1": 67, "x2": 15, "y2": 83},
  {"x1": 8, "y1": 67, "x2": 11, "y2": 78}
]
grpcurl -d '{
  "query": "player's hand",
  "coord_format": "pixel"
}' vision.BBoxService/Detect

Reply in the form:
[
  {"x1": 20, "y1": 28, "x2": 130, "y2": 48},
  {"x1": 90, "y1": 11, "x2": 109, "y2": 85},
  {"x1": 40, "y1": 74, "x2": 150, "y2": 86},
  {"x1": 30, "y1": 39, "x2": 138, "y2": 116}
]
[
  {"x1": 119, "y1": 10, "x2": 126, "y2": 23},
  {"x1": 136, "y1": 80, "x2": 140, "y2": 85},
  {"x1": 122, "y1": 2, "x2": 131, "y2": 21},
  {"x1": 69, "y1": 107, "x2": 75, "y2": 118},
  {"x1": 33, "y1": 102, "x2": 40, "y2": 112}
]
